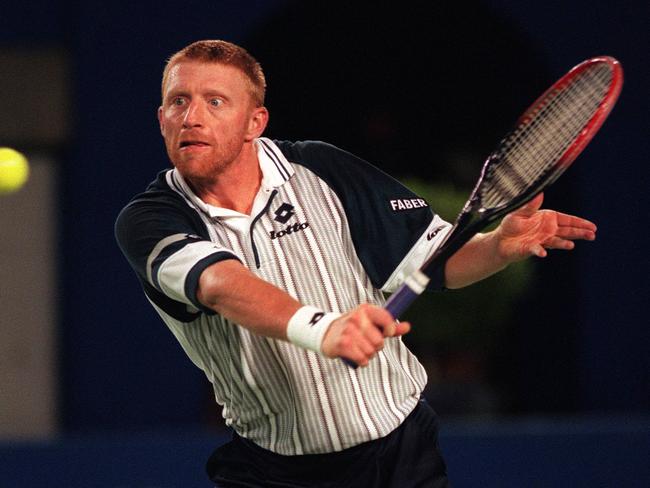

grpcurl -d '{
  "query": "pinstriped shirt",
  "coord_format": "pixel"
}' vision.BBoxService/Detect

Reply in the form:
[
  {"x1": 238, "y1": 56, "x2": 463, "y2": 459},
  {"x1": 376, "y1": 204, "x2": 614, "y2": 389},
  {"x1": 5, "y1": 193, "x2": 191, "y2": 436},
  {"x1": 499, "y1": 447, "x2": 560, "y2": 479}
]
[{"x1": 115, "y1": 138, "x2": 451, "y2": 455}]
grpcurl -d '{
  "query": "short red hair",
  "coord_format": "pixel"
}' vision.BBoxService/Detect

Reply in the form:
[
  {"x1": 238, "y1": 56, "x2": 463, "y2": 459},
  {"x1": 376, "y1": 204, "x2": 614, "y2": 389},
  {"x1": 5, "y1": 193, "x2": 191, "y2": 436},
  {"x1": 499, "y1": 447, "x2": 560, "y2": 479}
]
[{"x1": 161, "y1": 40, "x2": 266, "y2": 107}]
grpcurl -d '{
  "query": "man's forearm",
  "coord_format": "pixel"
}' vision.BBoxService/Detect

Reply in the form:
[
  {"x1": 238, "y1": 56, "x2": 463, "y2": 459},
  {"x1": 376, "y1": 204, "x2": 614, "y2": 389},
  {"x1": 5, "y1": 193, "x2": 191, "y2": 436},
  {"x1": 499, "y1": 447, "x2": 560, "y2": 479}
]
[
  {"x1": 443, "y1": 231, "x2": 510, "y2": 289},
  {"x1": 195, "y1": 259, "x2": 404, "y2": 366},
  {"x1": 197, "y1": 259, "x2": 302, "y2": 340}
]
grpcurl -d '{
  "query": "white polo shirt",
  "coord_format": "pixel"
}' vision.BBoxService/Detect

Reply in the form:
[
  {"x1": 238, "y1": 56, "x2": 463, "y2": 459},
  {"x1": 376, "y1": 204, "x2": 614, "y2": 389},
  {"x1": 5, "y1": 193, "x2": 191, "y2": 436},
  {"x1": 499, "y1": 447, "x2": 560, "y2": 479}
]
[{"x1": 115, "y1": 138, "x2": 451, "y2": 455}]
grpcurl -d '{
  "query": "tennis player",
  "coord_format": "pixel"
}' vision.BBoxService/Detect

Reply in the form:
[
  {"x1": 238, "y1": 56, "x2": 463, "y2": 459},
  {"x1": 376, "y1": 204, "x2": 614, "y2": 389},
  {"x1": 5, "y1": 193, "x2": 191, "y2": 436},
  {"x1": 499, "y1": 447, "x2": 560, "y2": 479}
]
[{"x1": 115, "y1": 40, "x2": 597, "y2": 487}]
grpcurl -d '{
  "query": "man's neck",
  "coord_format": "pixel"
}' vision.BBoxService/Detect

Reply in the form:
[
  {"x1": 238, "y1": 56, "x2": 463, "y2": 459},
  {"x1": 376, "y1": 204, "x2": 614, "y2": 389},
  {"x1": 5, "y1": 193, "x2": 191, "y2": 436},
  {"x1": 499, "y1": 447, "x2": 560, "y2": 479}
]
[{"x1": 188, "y1": 147, "x2": 262, "y2": 215}]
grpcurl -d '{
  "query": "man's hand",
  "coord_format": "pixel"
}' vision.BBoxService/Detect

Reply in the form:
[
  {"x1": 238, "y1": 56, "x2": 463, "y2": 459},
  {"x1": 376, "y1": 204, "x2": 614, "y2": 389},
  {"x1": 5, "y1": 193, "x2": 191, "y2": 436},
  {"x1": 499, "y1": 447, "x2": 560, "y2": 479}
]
[
  {"x1": 320, "y1": 304, "x2": 411, "y2": 367},
  {"x1": 445, "y1": 192, "x2": 597, "y2": 289},
  {"x1": 496, "y1": 193, "x2": 597, "y2": 260}
]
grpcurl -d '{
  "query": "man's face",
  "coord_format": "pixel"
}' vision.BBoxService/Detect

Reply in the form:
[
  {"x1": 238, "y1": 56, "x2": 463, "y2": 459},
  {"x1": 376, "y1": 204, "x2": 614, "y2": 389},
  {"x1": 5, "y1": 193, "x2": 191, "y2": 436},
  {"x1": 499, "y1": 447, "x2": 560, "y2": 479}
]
[{"x1": 158, "y1": 60, "x2": 266, "y2": 183}]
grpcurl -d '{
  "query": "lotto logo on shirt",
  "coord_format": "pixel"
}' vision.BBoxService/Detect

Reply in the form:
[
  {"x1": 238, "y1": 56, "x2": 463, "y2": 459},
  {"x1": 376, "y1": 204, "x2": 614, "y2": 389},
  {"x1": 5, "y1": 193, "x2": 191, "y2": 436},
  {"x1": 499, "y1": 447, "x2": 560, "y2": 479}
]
[
  {"x1": 389, "y1": 198, "x2": 428, "y2": 211},
  {"x1": 273, "y1": 203, "x2": 296, "y2": 224},
  {"x1": 270, "y1": 222, "x2": 310, "y2": 240},
  {"x1": 269, "y1": 201, "x2": 311, "y2": 239}
]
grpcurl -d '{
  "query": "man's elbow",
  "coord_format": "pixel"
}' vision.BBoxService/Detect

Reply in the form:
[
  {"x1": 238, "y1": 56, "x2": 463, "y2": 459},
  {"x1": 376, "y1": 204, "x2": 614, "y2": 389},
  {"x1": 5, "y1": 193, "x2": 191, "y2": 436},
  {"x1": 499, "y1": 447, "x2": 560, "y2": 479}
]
[{"x1": 196, "y1": 260, "x2": 245, "y2": 311}]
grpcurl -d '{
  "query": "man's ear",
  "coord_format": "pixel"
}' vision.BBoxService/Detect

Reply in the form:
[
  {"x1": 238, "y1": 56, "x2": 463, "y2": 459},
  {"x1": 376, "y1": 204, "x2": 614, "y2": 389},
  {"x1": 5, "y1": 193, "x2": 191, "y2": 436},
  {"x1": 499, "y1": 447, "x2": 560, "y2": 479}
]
[
  {"x1": 157, "y1": 106, "x2": 165, "y2": 135},
  {"x1": 245, "y1": 106, "x2": 269, "y2": 141}
]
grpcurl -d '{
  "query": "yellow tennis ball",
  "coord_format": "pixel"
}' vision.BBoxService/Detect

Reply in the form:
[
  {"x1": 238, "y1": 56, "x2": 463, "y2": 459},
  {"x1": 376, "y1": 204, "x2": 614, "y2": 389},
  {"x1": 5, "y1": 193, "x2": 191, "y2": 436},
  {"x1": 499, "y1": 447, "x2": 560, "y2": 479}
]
[{"x1": 0, "y1": 147, "x2": 29, "y2": 194}]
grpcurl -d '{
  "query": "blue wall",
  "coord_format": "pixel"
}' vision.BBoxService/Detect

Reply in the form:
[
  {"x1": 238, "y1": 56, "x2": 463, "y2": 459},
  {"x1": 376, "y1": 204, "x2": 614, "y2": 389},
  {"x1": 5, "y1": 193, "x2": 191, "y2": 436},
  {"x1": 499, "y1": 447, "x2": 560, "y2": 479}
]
[
  {"x1": 484, "y1": 0, "x2": 650, "y2": 415},
  {"x1": 50, "y1": 0, "x2": 648, "y2": 430},
  {"x1": 2, "y1": 417, "x2": 649, "y2": 487},
  {"x1": 0, "y1": 0, "x2": 650, "y2": 468}
]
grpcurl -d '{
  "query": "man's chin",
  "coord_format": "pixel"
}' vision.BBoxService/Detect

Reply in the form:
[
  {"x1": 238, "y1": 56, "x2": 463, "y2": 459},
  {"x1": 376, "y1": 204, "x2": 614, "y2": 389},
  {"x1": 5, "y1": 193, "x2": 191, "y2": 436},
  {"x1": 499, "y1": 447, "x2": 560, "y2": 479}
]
[{"x1": 172, "y1": 158, "x2": 229, "y2": 184}]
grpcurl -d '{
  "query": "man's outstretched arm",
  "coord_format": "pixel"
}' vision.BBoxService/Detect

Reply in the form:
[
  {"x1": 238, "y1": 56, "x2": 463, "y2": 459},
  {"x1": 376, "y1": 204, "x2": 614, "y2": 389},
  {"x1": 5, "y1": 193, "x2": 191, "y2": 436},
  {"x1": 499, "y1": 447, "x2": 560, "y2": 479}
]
[
  {"x1": 197, "y1": 259, "x2": 409, "y2": 366},
  {"x1": 444, "y1": 193, "x2": 597, "y2": 289}
]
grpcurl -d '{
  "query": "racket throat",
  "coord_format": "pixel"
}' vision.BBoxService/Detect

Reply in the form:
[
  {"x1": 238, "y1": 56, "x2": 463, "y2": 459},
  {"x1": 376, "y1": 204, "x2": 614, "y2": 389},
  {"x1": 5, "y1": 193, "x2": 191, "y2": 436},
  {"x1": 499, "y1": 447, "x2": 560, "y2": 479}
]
[{"x1": 421, "y1": 213, "x2": 485, "y2": 280}]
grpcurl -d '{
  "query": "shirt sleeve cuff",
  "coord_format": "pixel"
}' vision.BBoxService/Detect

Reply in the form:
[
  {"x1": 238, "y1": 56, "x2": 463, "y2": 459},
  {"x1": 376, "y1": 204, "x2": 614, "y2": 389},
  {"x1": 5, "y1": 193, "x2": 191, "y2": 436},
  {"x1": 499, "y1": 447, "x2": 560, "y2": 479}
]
[{"x1": 184, "y1": 251, "x2": 242, "y2": 314}]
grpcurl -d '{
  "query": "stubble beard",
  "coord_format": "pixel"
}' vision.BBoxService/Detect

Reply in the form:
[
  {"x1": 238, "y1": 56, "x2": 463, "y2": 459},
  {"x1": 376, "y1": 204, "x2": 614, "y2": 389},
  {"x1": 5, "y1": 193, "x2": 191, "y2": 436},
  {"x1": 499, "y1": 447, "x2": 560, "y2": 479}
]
[{"x1": 168, "y1": 139, "x2": 243, "y2": 188}]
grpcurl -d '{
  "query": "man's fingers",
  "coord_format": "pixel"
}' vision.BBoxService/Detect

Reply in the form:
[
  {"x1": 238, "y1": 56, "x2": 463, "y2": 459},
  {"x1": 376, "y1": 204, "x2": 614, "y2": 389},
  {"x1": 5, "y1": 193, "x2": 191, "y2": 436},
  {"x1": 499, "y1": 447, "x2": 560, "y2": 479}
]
[
  {"x1": 555, "y1": 212, "x2": 597, "y2": 232},
  {"x1": 542, "y1": 236, "x2": 576, "y2": 250},
  {"x1": 324, "y1": 304, "x2": 412, "y2": 367},
  {"x1": 380, "y1": 320, "x2": 397, "y2": 338},
  {"x1": 555, "y1": 225, "x2": 597, "y2": 241},
  {"x1": 394, "y1": 321, "x2": 411, "y2": 336},
  {"x1": 360, "y1": 320, "x2": 385, "y2": 349},
  {"x1": 530, "y1": 243, "x2": 547, "y2": 258},
  {"x1": 362, "y1": 304, "x2": 395, "y2": 326},
  {"x1": 348, "y1": 348, "x2": 371, "y2": 367},
  {"x1": 339, "y1": 334, "x2": 379, "y2": 368}
]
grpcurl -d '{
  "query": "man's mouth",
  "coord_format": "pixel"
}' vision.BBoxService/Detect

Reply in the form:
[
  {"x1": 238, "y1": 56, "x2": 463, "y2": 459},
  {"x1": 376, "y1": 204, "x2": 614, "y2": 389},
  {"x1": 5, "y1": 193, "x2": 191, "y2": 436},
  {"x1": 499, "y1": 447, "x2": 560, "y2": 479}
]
[{"x1": 179, "y1": 140, "x2": 210, "y2": 149}]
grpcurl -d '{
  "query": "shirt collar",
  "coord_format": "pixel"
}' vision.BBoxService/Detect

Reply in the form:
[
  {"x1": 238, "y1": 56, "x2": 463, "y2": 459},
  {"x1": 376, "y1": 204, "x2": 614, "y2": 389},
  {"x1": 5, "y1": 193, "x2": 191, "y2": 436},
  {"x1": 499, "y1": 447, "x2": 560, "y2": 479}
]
[
  {"x1": 167, "y1": 138, "x2": 293, "y2": 219},
  {"x1": 255, "y1": 137, "x2": 294, "y2": 189}
]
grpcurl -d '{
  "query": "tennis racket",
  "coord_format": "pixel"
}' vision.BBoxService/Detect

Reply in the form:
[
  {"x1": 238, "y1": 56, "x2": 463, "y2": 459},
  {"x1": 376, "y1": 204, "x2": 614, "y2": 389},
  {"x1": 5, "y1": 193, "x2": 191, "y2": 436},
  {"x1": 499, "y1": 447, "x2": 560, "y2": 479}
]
[{"x1": 344, "y1": 56, "x2": 623, "y2": 367}]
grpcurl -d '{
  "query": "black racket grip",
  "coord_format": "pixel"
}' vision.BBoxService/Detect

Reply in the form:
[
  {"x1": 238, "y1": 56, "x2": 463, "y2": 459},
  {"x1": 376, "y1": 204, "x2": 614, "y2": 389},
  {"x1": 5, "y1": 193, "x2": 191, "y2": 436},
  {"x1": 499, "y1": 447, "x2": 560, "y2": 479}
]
[{"x1": 342, "y1": 357, "x2": 359, "y2": 369}]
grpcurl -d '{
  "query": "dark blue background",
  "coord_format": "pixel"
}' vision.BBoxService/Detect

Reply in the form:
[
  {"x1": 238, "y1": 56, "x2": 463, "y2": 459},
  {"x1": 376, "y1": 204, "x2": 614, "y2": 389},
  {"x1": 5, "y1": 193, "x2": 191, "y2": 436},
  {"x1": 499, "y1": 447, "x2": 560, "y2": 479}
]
[{"x1": 1, "y1": 0, "x2": 647, "y2": 439}]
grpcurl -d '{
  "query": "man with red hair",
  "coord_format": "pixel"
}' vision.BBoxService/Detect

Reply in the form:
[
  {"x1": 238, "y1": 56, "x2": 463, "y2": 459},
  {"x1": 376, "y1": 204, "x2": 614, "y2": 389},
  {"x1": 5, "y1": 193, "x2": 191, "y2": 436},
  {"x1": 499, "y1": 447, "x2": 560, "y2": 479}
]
[{"x1": 116, "y1": 40, "x2": 596, "y2": 487}]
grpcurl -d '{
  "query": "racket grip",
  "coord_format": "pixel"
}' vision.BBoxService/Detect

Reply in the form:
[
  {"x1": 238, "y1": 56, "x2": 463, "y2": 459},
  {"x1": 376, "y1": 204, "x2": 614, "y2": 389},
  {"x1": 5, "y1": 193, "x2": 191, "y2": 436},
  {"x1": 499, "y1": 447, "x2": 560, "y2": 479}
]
[
  {"x1": 341, "y1": 358, "x2": 358, "y2": 369},
  {"x1": 341, "y1": 279, "x2": 424, "y2": 369},
  {"x1": 384, "y1": 282, "x2": 421, "y2": 319}
]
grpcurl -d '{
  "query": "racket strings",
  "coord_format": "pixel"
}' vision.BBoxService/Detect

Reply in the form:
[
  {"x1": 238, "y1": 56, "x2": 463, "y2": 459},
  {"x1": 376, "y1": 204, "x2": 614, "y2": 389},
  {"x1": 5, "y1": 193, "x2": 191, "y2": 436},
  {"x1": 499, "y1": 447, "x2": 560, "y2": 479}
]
[
  {"x1": 481, "y1": 62, "x2": 613, "y2": 208},
  {"x1": 499, "y1": 75, "x2": 593, "y2": 184},
  {"x1": 488, "y1": 68, "x2": 610, "y2": 199}
]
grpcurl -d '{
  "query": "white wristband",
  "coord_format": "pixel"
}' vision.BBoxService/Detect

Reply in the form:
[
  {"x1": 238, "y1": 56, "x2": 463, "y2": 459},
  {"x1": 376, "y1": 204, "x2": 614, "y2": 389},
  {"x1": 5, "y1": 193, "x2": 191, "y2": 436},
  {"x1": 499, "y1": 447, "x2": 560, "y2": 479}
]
[{"x1": 286, "y1": 306, "x2": 341, "y2": 354}]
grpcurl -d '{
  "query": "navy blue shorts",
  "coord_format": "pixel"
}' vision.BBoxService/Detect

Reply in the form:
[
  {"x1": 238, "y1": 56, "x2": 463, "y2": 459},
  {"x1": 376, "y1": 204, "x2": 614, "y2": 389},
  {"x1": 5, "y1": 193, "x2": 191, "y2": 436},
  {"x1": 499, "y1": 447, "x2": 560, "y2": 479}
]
[{"x1": 206, "y1": 399, "x2": 449, "y2": 487}]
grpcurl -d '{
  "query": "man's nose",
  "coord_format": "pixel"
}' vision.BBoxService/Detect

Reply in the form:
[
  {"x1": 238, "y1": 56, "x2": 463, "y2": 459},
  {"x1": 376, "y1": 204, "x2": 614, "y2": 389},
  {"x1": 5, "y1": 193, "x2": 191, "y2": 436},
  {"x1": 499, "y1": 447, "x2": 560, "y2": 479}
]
[{"x1": 182, "y1": 101, "x2": 205, "y2": 128}]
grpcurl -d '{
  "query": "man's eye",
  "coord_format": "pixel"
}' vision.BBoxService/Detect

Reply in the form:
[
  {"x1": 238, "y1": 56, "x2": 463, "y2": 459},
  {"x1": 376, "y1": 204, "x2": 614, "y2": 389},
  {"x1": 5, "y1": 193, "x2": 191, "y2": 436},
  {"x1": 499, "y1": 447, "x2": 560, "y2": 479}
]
[
  {"x1": 209, "y1": 98, "x2": 222, "y2": 107},
  {"x1": 172, "y1": 98, "x2": 185, "y2": 106}
]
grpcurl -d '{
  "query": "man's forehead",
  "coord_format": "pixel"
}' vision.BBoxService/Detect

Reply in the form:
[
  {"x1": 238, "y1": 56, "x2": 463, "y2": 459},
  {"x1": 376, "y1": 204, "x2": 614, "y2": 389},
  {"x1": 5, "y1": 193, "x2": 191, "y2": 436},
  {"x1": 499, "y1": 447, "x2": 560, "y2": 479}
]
[
  {"x1": 168, "y1": 60, "x2": 241, "y2": 78},
  {"x1": 165, "y1": 61, "x2": 246, "y2": 91}
]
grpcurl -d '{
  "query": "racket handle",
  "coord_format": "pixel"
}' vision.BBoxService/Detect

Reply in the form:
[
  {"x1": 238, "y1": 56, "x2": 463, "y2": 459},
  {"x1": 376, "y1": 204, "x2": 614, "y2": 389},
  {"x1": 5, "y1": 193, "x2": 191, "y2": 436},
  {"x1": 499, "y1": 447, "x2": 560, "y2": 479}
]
[
  {"x1": 341, "y1": 275, "x2": 427, "y2": 368},
  {"x1": 383, "y1": 281, "x2": 421, "y2": 319},
  {"x1": 341, "y1": 358, "x2": 358, "y2": 369}
]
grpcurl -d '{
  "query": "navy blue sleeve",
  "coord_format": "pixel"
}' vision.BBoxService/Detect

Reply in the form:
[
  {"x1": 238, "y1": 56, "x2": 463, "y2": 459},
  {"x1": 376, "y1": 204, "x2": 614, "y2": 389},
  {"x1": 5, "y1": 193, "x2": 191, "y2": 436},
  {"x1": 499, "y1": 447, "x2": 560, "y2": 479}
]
[
  {"x1": 114, "y1": 174, "x2": 240, "y2": 320},
  {"x1": 274, "y1": 140, "x2": 445, "y2": 289}
]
